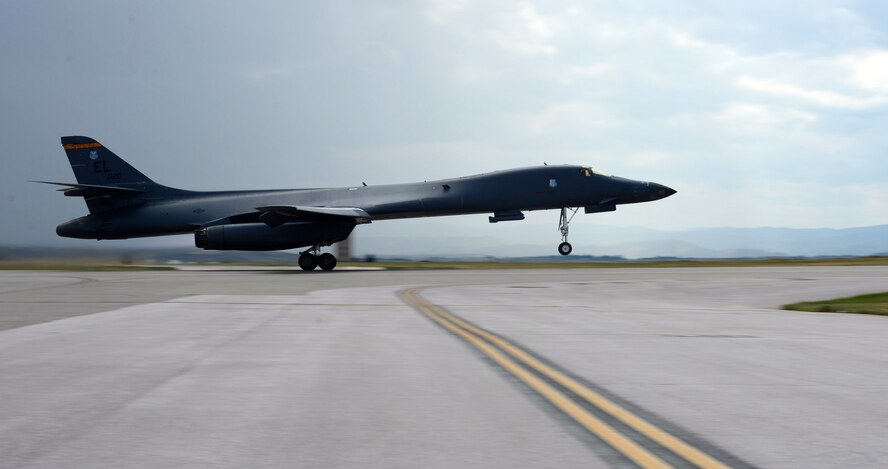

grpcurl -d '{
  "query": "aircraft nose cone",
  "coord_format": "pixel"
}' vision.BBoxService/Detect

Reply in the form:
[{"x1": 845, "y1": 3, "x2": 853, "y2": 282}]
[{"x1": 650, "y1": 183, "x2": 677, "y2": 200}]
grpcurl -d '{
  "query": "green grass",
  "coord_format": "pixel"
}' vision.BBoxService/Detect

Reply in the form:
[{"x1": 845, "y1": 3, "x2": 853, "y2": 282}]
[{"x1": 783, "y1": 292, "x2": 888, "y2": 316}]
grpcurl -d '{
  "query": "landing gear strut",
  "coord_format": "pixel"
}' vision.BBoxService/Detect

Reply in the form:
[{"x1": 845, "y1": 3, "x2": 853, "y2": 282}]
[
  {"x1": 558, "y1": 207, "x2": 578, "y2": 256},
  {"x1": 299, "y1": 245, "x2": 338, "y2": 271}
]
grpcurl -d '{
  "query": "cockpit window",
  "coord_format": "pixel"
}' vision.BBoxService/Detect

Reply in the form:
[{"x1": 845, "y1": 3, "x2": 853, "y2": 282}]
[{"x1": 580, "y1": 167, "x2": 609, "y2": 177}]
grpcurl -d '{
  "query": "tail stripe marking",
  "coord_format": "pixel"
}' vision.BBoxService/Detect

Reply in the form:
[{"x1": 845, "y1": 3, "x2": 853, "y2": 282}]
[{"x1": 63, "y1": 143, "x2": 103, "y2": 150}]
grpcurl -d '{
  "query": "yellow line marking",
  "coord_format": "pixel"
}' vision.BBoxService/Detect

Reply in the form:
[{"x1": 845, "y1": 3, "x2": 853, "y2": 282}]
[
  {"x1": 401, "y1": 289, "x2": 673, "y2": 469},
  {"x1": 63, "y1": 142, "x2": 103, "y2": 150},
  {"x1": 164, "y1": 301, "x2": 405, "y2": 307},
  {"x1": 401, "y1": 288, "x2": 734, "y2": 469}
]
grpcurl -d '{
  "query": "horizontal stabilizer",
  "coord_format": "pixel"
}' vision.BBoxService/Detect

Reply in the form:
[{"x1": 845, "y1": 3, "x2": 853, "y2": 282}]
[{"x1": 31, "y1": 180, "x2": 144, "y2": 198}]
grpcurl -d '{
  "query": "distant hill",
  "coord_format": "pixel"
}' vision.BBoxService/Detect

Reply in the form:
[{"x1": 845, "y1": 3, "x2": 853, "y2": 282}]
[{"x1": 356, "y1": 224, "x2": 888, "y2": 259}]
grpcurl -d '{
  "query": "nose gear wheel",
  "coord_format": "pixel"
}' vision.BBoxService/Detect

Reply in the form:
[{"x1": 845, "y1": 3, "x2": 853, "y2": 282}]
[{"x1": 557, "y1": 207, "x2": 578, "y2": 256}]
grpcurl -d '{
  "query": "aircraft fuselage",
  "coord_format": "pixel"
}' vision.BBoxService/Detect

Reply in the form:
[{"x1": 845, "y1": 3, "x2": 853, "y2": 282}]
[
  {"x1": 56, "y1": 165, "x2": 672, "y2": 240},
  {"x1": 45, "y1": 135, "x2": 675, "y2": 266}
]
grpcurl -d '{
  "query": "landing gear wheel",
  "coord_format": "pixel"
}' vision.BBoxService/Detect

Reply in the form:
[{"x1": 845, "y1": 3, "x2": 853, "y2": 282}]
[
  {"x1": 318, "y1": 253, "x2": 337, "y2": 271},
  {"x1": 298, "y1": 253, "x2": 318, "y2": 270},
  {"x1": 557, "y1": 207, "x2": 578, "y2": 256}
]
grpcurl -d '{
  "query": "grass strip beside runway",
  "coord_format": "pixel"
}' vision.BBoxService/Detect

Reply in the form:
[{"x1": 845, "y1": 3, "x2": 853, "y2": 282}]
[
  {"x1": 784, "y1": 291, "x2": 888, "y2": 316},
  {"x1": 349, "y1": 256, "x2": 888, "y2": 270}
]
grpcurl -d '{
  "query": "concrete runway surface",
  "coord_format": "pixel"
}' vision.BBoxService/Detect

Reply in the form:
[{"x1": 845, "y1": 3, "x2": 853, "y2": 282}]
[{"x1": 1, "y1": 267, "x2": 887, "y2": 468}]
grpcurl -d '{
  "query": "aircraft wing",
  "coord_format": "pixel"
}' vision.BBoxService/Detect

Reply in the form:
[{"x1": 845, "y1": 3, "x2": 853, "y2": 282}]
[
  {"x1": 256, "y1": 205, "x2": 370, "y2": 219},
  {"x1": 251, "y1": 205, "x2": 372, "y2": 227},
  {"x1": 32, "y1": 180, "x2": 144, "y2": 197}
]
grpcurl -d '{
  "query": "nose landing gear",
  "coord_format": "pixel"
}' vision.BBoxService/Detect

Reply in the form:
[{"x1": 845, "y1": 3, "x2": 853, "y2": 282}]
[
  {"x1": 299, "y1": 245, "x2": 338, "y2": 271},
  {"x1": 557, "y1": 207, "x2": 578, "y2": 256}
]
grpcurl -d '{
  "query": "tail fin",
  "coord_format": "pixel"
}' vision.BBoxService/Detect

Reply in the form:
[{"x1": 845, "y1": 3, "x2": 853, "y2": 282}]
[
  {"x1": 61, "y1": 136, "x2": 157, "y2": 187},
  {"x1": 55, "y1": 136, "x2": 165, "y2": 214}
]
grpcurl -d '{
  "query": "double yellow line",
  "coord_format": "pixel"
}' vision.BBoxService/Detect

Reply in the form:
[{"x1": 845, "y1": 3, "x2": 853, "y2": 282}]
[{"x1": 400, "y1": 288, "x2": 734, "y2": 469}]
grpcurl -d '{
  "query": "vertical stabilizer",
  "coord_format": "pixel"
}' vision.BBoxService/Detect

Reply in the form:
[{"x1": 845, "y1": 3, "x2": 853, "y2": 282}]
[
  {"x1": 61, "y1": 136, "x2": 156, "y2": 187},
  {"x1": 59, "y1": 136, "x2": 161, "y2": 213}
]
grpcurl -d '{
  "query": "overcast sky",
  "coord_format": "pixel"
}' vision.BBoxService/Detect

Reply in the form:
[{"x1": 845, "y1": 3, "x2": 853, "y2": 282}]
[{"x1": 2, "y1": 0, "x2": 887, "y2": 248}]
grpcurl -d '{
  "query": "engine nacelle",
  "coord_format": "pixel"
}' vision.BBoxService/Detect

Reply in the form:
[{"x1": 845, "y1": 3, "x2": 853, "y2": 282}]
[{"x1": 194, "y1": 220, "x2": 355, "y2": 251}]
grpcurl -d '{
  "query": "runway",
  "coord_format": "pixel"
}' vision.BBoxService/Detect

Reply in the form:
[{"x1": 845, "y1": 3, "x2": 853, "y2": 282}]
[{"x1": 2, "y1": 267, "x2": 888, "y2": 468}]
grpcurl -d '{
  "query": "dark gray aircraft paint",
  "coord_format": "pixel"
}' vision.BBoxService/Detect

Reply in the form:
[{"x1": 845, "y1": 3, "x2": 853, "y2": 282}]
[{"x1": 39, "y1": 136, "x2": 675, "y2": 270}]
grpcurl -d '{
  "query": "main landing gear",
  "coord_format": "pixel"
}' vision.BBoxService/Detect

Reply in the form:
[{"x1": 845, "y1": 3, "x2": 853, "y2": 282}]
[
  {"x1": 557, "y1": 207, "x2": 578, "y2": 256},
  {"x1": 298, "y1": 245, "x2": 338, "y2": 271}
]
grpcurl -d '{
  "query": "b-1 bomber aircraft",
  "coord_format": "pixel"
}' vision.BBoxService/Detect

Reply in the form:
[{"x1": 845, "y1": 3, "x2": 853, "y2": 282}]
[{"x1": 38, "y1": 136, "x2": 675, "y2": 271}]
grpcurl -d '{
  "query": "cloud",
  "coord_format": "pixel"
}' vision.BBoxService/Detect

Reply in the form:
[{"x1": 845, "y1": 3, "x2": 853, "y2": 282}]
[
  {"x1": 510, "y1": 102, "x2": 623, "y2": 136},
  {"x1": 712, "y1": 102, "x2": 819, "y2": 129},
  {"x1": 243, "y1": 64, "x2": 297, "y2": 83},
  {"x1": 736, "y1": 76, "x2": 888, "y2": 109},
  {"x1": 659, "y1": 21, "x2": 888, "y2": 109},
  {"x1": 842, "y1": 50, "x2": 888, "y2": 92},
  {"x1": 486, "y1": 3, "x2": 559, "y2": 56},
  {"x1": 623, "y1": 151, "x2": 671, "y2": 169},
  {"x1": 425, "y1": 1, "x2": 559, "y2": 56},
  {"x1": 517, "y1": 2, "x2": 554, "y2": 36},
  {"x1": 423, "y1": 0, "x2": 474, "y2": 23},
  {"x1": 555, "y1": 63, "x2": 614, "y2": 84}
]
